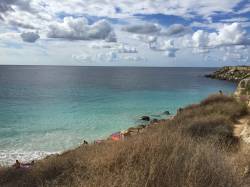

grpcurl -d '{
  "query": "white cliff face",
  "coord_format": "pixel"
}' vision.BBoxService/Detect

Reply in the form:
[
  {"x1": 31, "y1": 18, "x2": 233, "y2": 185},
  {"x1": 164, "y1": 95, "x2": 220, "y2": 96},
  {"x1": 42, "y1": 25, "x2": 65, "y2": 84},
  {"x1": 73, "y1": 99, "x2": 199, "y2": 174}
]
[
  {"x1": 235, "y1": 78, "x2": 250, "y2": 107},
  {"x1": 235, "y1": 78, "x2": 250, "y2": 96}
]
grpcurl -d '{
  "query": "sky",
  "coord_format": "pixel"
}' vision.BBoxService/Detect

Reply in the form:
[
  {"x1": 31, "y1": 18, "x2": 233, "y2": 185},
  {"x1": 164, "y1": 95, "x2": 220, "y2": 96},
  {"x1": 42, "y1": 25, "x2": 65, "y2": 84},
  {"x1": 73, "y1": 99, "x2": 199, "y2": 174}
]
[{"x1": 0, "y1": 0, "x2": 250, "y2": 67}]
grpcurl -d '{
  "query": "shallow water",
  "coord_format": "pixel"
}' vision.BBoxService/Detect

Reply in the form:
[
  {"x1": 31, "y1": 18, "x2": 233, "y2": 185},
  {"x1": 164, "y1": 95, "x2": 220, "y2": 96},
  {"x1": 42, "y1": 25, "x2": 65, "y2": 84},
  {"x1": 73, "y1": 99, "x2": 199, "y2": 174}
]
[{"x1": 0, "y1": 66, "x2": 236, "y2": 165}]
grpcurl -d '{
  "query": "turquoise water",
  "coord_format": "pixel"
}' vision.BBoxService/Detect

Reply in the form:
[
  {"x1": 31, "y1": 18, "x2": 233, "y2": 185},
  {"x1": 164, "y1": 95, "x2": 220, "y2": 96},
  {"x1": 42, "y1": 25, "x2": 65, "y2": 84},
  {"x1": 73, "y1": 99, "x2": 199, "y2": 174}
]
[{"x1": 0, "y1": 66, "x2": 236, "y2": 165}]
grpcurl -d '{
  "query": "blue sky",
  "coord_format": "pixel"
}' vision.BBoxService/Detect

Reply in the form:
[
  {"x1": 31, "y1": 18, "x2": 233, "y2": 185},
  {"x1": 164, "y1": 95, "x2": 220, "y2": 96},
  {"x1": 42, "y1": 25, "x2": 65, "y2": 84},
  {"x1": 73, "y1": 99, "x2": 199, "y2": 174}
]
[{"x1": 0, "y1": 0, "x2": 250, "y2": 67}]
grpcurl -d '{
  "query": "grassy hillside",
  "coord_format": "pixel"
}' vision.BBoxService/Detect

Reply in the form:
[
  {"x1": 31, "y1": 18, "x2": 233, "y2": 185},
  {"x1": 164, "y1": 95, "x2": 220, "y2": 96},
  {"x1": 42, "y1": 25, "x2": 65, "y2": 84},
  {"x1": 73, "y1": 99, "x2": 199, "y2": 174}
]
[{"x1": 0, "y1": 94, "x2": 249, "y2": 187}]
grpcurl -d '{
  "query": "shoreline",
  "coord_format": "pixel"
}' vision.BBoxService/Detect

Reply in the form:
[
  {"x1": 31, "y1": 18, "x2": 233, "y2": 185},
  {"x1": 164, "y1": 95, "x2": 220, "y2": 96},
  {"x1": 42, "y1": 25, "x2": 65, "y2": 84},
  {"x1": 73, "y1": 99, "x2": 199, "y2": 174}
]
[
  {"x1": 0, "y1": 114, "x2": 174, "y2": 167},
  {"x1": 0, "y1": 66, "x2": 243, "y2": 167},
  {"x1": 0, "y1": 91, "x2": 249, "y2": 186}
]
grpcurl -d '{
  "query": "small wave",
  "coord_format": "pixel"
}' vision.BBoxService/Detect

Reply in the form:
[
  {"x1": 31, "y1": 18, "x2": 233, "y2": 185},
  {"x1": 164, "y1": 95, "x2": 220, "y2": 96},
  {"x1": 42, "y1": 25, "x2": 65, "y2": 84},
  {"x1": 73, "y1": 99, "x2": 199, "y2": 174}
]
[{"x1": 0, "y1": 150, "x2": 59, "y2": 166}]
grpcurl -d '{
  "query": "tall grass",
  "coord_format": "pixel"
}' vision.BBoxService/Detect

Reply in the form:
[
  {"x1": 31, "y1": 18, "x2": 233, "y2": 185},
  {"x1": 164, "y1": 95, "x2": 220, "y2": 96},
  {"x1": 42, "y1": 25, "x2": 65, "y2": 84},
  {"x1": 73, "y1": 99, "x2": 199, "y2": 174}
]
[{"x1": 0, "y1": 94, "x2": 249, "y2": 187}]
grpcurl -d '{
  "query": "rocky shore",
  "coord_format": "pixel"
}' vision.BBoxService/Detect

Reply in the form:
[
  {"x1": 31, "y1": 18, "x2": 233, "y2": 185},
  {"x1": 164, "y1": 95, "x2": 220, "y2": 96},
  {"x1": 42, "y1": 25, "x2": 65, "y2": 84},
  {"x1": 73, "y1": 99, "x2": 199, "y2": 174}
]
[
  {"x1": 206, "y1": 66, "x2": 250, "y2": 105},
  {"x1": 205, "y1": 66, "x2": 250, "y2": 82}
]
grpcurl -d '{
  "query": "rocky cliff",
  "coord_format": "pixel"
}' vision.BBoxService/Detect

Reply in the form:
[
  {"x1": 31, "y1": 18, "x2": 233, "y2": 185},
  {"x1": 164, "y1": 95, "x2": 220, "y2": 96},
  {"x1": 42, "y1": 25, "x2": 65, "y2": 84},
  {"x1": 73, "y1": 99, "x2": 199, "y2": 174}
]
[
  {"x1": 235, "y1": 78, "x2": 250, "y2": 106},
  {"x1": 206, "y1": 66, "x2": 250, "y2": 82}
]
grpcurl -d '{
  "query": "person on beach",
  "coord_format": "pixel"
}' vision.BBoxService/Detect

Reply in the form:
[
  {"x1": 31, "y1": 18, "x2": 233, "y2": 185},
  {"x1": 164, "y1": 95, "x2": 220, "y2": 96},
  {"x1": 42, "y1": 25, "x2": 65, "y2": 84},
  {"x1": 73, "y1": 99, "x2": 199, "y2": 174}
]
[
  {"x1": 12, "y1": 160, "x2": 34, "y2": 169},
  {"x1": 13, "y1": 160, "x2": 21, "y2": 169},
  {"x1": 83, "y1": 140, "x2": 88, "y2": 145}
]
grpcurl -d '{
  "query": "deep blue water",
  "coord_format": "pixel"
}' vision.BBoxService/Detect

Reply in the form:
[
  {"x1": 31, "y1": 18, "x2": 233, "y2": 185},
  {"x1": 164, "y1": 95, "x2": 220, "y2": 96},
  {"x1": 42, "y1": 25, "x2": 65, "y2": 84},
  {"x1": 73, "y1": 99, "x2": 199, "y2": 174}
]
[{"x1": 0, "y1": 66, "x2": 236, "y2": 165}]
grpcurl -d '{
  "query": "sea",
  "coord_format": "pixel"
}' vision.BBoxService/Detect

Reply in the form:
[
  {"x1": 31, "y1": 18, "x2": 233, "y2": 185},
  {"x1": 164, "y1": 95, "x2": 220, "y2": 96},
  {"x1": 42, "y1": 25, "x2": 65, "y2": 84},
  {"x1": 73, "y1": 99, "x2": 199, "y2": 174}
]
[{"x1": 0, "y1": 66, "x2": 237, "y2": 166}]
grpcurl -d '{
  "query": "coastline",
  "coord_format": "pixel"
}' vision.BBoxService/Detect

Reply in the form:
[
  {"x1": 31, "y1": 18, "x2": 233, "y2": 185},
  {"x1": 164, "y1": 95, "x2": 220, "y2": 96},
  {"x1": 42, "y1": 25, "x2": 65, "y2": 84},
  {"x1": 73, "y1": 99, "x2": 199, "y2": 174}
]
[
  {"x1": 0, "y1": 66, "x2": 241, "y2": 167},
  {"x1": 1, "y1": 66, "x2": 250, "y2": 186},
  {"x1": 1, "y1": 92, "x2": 248, "y2": 186}
]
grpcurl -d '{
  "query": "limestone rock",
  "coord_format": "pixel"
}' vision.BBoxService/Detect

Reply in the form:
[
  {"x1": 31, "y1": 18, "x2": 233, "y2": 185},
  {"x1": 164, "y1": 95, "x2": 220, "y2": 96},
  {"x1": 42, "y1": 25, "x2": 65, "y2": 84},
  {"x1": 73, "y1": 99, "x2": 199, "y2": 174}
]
[
  {"x1": 235, "y1": 78, "x2": 250, "y2": 97},
  {"x1": 235, "y1": 78, "x2": 250, "y2": 106},
  {"x1": 206, "y1": 66, "x2": 250, "y2": 82}
]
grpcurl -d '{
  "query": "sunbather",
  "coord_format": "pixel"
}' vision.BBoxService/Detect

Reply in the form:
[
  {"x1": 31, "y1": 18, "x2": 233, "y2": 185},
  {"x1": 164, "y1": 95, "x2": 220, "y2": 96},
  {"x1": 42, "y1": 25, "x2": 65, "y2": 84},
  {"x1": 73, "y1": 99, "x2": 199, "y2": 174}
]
[{"x1": 12, "y1": 160, "x2": 34, "y2": 169}]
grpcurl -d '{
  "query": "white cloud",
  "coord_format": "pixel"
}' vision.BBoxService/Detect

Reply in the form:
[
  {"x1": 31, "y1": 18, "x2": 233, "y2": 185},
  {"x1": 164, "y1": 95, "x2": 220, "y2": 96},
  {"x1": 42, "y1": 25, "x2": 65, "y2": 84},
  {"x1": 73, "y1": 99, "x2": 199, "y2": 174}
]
[
  {"x1": 150, "y1": 39, "x2": 179, "y2": 58},
  {"x1": 47, "y1": 17, "x2": 115, "y2": 41},
  {"x1": 105, "y1": 31, "x2": 117, "y2": 42},
  {"x1": 118, "y1": 44, "x2": 137, "y2": 53},
  {"x1": 220, "y1": 17, "x2": 249, "y2": 23},
  {"x1": 191, "y1": 23, "x2": 250, "y2": 49},
  {"x1": 192, "y1": 30, "x2": 210, "y2": 48},
  {"x1": 210, "y1": 23, "x2": 249, "y2": 46},
  {"x1": 0, "y1": 0, "x2": 31, "y2": 13},
  {"x1": 0, "y1": 0, "x2": 249, "y2": 66},
  {"x1": 122, "y1": 23, "x2": 161, "y2": 34},
  {"x1": 161, "y1": 24, "x2": 191, "y2": 37},
  {"x1": 20, "y1": 32, "x2": 40, "y2": 43},
  {"x1": 221, "y1": 46, "x2": 250, "y2": 63},
  {"x1": 72, "y1": 49, "x2": 145, "y2": 63},
  {"x1": 34, "y1": 0, "x2": 241, "y2": 19}
]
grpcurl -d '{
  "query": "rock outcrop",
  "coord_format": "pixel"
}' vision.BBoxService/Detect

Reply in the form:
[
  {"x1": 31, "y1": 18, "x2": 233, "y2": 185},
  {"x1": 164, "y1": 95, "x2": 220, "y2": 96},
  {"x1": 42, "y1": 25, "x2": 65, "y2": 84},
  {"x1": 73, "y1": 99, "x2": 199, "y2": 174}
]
[
  {"x1": 235, "y1": 78, "x2": 250, "y2": 107},
  {"x1": 235, "y1": 78, "x2": 250, "y2": 97},
  {"x1": 206, "y1": 66, "x2": 250, "y2": 82},
  {"x1": 141, "y1": 116, "x2": 150, "y2": 121}
]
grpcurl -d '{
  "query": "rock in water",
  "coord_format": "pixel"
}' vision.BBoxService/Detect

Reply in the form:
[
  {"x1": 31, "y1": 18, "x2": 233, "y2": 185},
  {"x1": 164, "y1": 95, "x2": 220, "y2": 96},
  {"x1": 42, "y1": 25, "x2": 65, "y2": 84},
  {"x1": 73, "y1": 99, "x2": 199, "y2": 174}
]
[
  {"x1": 163, "y1": 111, "x2": 171, "y2": 115},
  {"x1": 141, "y1": 116, "x2": 150, "y2": 121}
]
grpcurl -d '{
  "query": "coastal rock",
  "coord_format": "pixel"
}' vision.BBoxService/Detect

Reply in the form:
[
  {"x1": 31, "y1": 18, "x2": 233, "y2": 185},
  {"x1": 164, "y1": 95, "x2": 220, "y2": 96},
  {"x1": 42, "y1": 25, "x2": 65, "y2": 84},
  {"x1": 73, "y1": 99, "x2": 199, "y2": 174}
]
[
  {"x1": 206, "y1": 66, "x2": 250, "y2": 82},
  {"x1": 235, "y1": 78, "x2": 250, "y2": 106},
  {"x1": 163, "y1": 111, "x2": 171, "y2": 115},
  {"x1": 235, "y1": 78, "x2": 250, "y2": 97},
  {"x1": 141, "y1": 116, "x2": 150, "y2": 121}
]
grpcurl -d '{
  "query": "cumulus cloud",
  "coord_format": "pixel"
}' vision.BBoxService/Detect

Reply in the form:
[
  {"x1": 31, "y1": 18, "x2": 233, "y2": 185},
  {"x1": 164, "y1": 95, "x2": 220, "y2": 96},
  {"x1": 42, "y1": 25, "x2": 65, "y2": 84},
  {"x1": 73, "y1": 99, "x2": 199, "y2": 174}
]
[
  {"x1": 122, "y1": 23, "x2": 161, "y2": 34},
  {"x1": 31, "y1": 0, "x2": 242, "y2": 20},
  {"x1": 0, "y1": 0, "x2": 32, "y2": 15},
  {"x1": 20, "y1": 32, "x2": 40, "y2": 43},
  {"x1": 210, "y1": 23, "x2": 250, "y2": 46},
  {"x1": 191, "y1": 23, "x2": 250, "y2": 49},
  {"x1": 192, "y1": 30, "x2": 210, "y2": 48},
  {"x1": 9, "y1": 19, "x2": 36, "y2": 29},
  {"x1": 73, "y1": 50, "x2": 145, "y2": 63},
  {"x1": 220, "y1": 46, "x2": 249, "y2": 63},
  {"x1": 47, "y1": 17, "x2": 115, "y2": 41},
  {"x1": 161, "y1": 24, "x2": 191, "y2": 37},
  {"x1": 0, "y1": 0, "x2": 249, "y2": 66},
  {"x1": 150, "y1": 39, "x2": 179, "y2": 57},
  {"x1": 118, "y1": 44, "x2": 137, "y2": 53},
  {"x1": 133, "y1": 35, "x2": 157, "y2": 44},
  {"x1": 73, "y1": 52, "x2": 119, "y2": 63},
  {"x1": 105, "y1": 31, "x2": 117, "y2": 42}
]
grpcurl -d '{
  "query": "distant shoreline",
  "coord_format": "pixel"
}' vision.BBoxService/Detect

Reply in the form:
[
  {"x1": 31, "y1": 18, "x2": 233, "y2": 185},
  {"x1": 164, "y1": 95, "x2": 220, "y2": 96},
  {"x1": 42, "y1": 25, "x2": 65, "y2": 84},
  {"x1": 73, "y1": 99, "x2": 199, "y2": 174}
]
[{"x1": 205, "y1": 66, "x2": 250, "y2": 82}]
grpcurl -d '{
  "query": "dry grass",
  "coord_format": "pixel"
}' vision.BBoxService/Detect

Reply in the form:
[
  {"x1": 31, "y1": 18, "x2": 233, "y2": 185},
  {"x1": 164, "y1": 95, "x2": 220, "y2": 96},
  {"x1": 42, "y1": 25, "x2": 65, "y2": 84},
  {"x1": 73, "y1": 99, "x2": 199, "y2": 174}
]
[{"x1": 0, "y1": 94, "x2": 249, "y2": 187}]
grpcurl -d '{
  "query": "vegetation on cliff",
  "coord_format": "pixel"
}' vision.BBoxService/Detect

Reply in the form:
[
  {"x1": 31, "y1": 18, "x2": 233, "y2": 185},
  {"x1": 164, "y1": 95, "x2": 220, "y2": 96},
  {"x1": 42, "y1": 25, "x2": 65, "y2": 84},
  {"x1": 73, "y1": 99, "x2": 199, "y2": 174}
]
[
  {"x1": 0, "y1": 94, "x2": 249, "y2": 187},
  {"x1": 206, "y1": 66, "x2": 250, "y2": 82}
]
